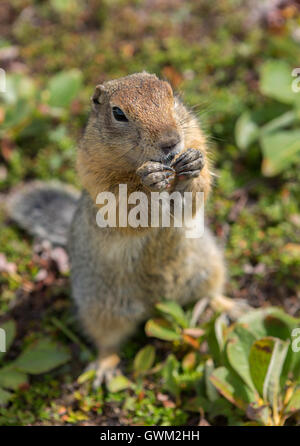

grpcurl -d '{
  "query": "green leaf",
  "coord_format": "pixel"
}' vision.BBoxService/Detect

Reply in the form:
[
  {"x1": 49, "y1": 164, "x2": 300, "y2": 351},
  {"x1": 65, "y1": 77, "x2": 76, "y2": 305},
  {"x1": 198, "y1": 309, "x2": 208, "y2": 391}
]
[
  {"x1": 182, "y1": 351, "x2": 197, "y2": 372},
  {"x1": 210, "y1": 366, "x2": 257, "y2": 410},
  {"x1": 249, "y1": 337, "x2": 289, "y2": 408},
  {"x1": 214, "y1": 314, "x2": 228, "y2": 353},
  {"x1": 0, "y1": 366, "x2": 28, "y2": 390},
  {"x1": 260, "y1": 129, "x2": 300, "y2": 176},
  {"x1": 1, "y1": 100, "x2": 32, "y2": 130},
  {"x1": 206, "y1": 314, "x2": 228, "y2": 365},
  {"x1": 3, "y1": 74, "x2": 36, "y2": 104},
  {"x1": 0, "y1": 319, "x2": 17, "y2": 361},
  {"x1": 246, "y1": 402, "x2": 271, "y2": 426},
  {"x1": 260, "y1": 110, "x2": 296, "y2": 135},
  {"x1": 263, "y1": 339, "x2": 289, "y2": 410},
  {"x1": 162, "y1": 354, "x2": 180, "y2": 398},
  {"x1": 260, "y1": 60, "x2": 295, "y2": 104},
  {"x1": 226, "y1": 325, "x2": 256, "y2": 391},
  {"x1": 107, "y1": 374, "x2": 131, "y2": 393},
  {"x1": 204, "y1": 359, "x2": 219, "y2": 402},
  {"x1": 288, "y1": 328, "x2": 300, "y2": 378},
  {"x1": 185, "y1": 395, "x2": 239, "y2": 424},
  {"x1": 249, "y1": 337, "x2": 276, "y2": 397},
  {"x1": 235, "y1": 111, "x2": 259, "y2": 150},
  {"x1": 77, "y1": 369, "x2": 95, "y2": 385},
  {"x1": 12, "y1": 338, "x2": 71, "y2": 374},
  {"x1": 0, "y1": 387, "x2": 12, "y2": 406},
  {"x1": 47, "y1": 70, "x2": 82, "y2": 108},
  {"x1": 285, "y1": 387, "x2": 300, "y2": 414},
  {"x1": 156, "y1": 301, "x2": 189, "y2": 328},
  {"x1": 145, "y1": 318, "x2": 181, "y2": 341},
  {"x1": 238, "y1": 307, "x2": 300, "y2": 340},
  {"x1": 51, "y1": 0, "x2": 79, "y2": 13},
  {"x1": 133, "y1": 345, "x2": 156, "y2": 374}
]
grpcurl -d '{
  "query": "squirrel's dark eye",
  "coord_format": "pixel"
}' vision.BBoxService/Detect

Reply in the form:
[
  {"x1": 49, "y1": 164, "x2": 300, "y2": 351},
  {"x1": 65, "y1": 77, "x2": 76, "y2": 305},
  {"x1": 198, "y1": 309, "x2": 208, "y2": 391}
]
[{"x1": 112, "y1": 106, "x2": 128, "y2": 122}]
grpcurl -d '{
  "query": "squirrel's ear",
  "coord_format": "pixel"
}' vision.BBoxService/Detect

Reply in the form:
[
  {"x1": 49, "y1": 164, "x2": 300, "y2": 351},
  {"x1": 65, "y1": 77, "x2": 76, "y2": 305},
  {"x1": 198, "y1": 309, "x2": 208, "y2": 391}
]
[{"x1": 91, "y1": 84, "x2": 105, "y2": 111}]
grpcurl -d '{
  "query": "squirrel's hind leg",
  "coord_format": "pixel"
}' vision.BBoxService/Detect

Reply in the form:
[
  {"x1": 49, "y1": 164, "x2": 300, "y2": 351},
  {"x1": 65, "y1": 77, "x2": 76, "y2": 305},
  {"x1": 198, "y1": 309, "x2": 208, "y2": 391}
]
[
  {"x1": 86, "y1": 353, "x2": 121, "y2": 389},
  {"x1": 210, "y1": 295, "x2": 252, "y2": 320},
  {"x1": 79, "y1": 307, "x2": 137, "y2": 388}
]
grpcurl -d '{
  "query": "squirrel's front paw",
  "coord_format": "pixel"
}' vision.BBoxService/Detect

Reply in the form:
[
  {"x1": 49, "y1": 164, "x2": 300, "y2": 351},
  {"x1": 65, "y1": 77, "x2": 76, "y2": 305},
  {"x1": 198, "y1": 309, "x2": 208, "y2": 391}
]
[
  {"x1": 136, "y1": 161, "x2": 175, "y2": 191},
  {"x1": 171, "y1": 148, "x2": 204, "y2": 181}
]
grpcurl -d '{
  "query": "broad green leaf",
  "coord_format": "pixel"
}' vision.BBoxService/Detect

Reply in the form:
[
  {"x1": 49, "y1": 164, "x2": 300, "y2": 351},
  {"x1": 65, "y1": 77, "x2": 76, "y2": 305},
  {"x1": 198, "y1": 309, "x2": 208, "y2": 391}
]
[
  {"x1": 249, "y1": 336, "x2": 289, "y2": 408},
  {"x1": 238, "y1": 307, "x2": 300, "y2": 340},
  {"x1": 280, "y1": 327, "x2": 300, "y2": 386},
  {"x1": 156, "y1": 301, "x2": 189, "y2": 328},
  {"x1": 235, "y1": 111, "x2": 259, "y2": 150},
  {"x1": 2, "y1": 74, "x2": 35, "y2": 104},
  {"x1": 285, "y1": 387, "x2": 300, "y2": 414},
  {"x1": 12, "y1": 338, "x2": 71, "y2": 374},
  {"x1": 0, "y1": 319, "x2": 16, "y2": 361},
  {"x1": 133, "y1": 345, "x2": 156, "y2": 374},
  {"x1": 289, "y1": 328, "x2": 300, "y2": 378},
  {"x1": 249, "y1": 337, "x2": 275, "y2": 397},
  {"x1": 214, "y1": 314, "x2": 228, "y2": 352},
  {"x1": 47, "y1": 70, "x2": 82, "y2": 108},
  {"x1": 1, "y1": 100, "x2": 32, "y2": 130},
  {"x1": 0, "y1": 366, "x2": 28, "y2": 390},
  {"x1": 260, "y1": 110, "x2": 296, "y2": 135},
  {"x1": 162, "y1": 354, "x2": 180, "y2": 398},
  {"x1": 0, "y1": 387, "x2": 12, "y2": 406},
  {"x1": 210, "y1": 366, "x2": 257, "y2": 410},
  {"x1": 206, "y1": 314, "x2": 228, "y2": 365},
  {"x1": 205, "y1": 359, "x2": 219, "y2": 402},
  {"x1": 260, "y1": 129, "x2": 300, "y2": 176},
  {"x1": 107, "y1": 374, "x2": 131, "y2": 393},
  {"x1": 260, "y1": 60, "x2": 295, "y2": 104},
  {"x1": 226, "y1": 325, "x2": 256, "y2": 391},
  {"x1": 145, "y1": 318, "x2": 181, "y2": 341},
  {"x1": 262, "y1": 338, "x2": 289, "y2": 410}
]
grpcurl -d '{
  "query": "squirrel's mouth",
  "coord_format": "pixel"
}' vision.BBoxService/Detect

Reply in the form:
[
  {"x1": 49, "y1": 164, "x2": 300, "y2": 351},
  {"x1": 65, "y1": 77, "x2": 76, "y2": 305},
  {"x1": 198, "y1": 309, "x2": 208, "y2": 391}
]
[
  {"x1": 159, "y1": 140, "x2": 183, "y2": 165},
  {"x1": 149, "y1": 138, "x2": 184, "y2": 165},
  {"x1": 160, "y1": 151, "x2": 177, "y2": 165},
  {"x1": 150, "y1": 151, "x2": 176, "y2": 166}
]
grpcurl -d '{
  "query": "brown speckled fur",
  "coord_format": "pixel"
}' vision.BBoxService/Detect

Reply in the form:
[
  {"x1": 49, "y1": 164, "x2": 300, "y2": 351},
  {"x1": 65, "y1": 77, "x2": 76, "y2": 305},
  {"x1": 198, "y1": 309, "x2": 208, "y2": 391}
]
[
  {"x1": 77, "y1": 72, "x2": 211, "y2": 232},
  {"x1": 69, "y1": 72, "x2": 226, "y2": 386}
]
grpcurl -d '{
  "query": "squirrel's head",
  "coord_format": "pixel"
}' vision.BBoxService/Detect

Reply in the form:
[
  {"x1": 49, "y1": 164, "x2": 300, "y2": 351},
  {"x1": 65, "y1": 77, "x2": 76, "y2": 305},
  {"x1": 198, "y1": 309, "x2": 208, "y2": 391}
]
[{"x1": 88, "y1": 72, "x2": 184, "y2": 168}]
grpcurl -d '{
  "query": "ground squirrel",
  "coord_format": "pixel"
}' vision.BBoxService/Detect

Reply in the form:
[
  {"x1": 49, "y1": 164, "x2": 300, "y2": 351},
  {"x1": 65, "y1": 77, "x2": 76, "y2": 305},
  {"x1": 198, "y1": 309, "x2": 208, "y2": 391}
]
[{"x1": 8, "y1": 72, "x2": 245, "y2": 387}]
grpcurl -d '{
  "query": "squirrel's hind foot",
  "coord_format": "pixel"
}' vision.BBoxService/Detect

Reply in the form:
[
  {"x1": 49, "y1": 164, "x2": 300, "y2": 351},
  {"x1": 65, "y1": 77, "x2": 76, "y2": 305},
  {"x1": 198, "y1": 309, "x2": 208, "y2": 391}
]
[
  {"x1": 210, "y1": 295, "x2": 252, "y2": 320},
  {"x1": 86, "y1": 353, "x2": 121, "y2": 389}
]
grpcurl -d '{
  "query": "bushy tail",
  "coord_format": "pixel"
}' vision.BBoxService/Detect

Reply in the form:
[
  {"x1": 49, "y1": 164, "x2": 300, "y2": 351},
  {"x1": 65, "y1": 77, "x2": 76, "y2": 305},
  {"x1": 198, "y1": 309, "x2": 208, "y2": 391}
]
[{"x1": 7, "y1": 181, "x2": 80, "y2": 246}]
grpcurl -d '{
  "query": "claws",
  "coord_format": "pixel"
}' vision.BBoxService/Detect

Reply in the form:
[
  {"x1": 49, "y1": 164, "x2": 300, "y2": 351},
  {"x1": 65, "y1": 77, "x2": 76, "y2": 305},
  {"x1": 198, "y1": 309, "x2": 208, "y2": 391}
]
[
  {"x1": 176, "y1": 158, "x2": 203, "y2": 173},
  {"x1": 93, "y1": 366, "x2": 121, "y2": 390},
  {"x1": 136, "y1": 162, "x2": 175, "y2": 177},
  {"x1": 171, "y1": 148, "x2": 203, "y2": 169},
  {"x1": 171, "y1": 148, "x2": 204, "y2": 181},
  {"x1": 137, "y1": 161, "x2": 175, "y2": 191},
  {"x1": 177, "y1": 170, "x2": 201, "y2": 180},
  {"x1": 210, "y1": 295, "x2": 253, "y2": 321},
  {"x1": 149, "y1": 179, "x2": 173, "y2": 191},
  {"x1": 85, "y1": 354, "x2": 121, "y2": 390},
  {"x1": 137, "y1": 149, "x2": 204, "y2": 190},
  {"x1": 161, "y1": 164, "x2": 176, "y2": 172}
]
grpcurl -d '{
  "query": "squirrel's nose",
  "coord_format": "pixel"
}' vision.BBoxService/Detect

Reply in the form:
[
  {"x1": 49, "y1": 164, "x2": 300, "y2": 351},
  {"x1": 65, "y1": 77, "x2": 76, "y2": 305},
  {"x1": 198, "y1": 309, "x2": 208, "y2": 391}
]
[{"x1": 159, "y1": 135, "x2": 181, "y2": 155}]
